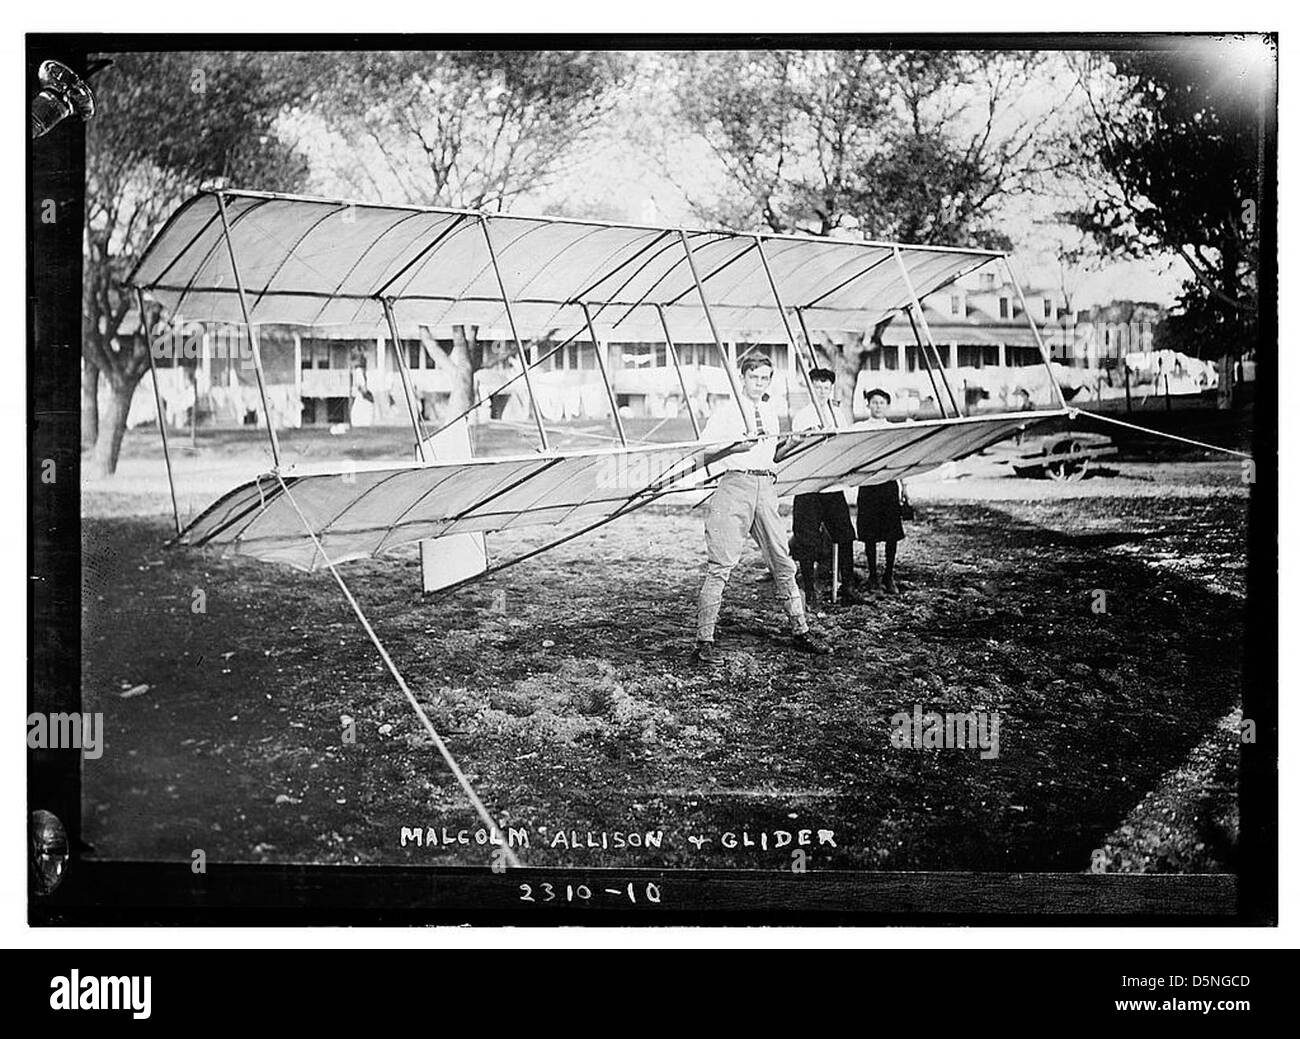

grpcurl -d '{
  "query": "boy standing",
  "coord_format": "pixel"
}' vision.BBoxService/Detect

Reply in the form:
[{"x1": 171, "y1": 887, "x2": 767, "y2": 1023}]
[
  {"x1": 856, "y1": 387, "x2": 907, "y2": 593},
  {"x1": 789, "y1": 368, "x2": 864, "y2": 608}
]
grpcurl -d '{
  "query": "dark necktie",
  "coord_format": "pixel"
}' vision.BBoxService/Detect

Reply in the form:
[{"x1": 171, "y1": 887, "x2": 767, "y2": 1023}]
[{"x1": 753, "y1": 403, "x2": 766, "y2": 436}]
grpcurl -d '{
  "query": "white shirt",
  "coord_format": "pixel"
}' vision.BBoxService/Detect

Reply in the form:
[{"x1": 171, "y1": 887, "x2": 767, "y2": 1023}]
[
  {"x1": 855, "y1": 415, "x2": 908, "y2": 492},
  {"x1": 791, "y1": 398, "x2": 845, "y2": 433},
  {"x1": 791, "y1": 399, "x2": 849, "y2": 495},
  {"x1": 702, "y1": 394, "x2": 781, "y2": 472}
]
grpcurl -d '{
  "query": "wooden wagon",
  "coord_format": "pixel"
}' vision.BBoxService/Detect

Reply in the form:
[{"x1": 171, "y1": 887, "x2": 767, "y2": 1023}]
[{"x1": 1010, "y1": 431, "x2": 1118, "y2": 481}]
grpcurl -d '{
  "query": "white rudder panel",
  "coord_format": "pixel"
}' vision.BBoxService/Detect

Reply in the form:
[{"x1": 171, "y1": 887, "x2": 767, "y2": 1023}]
[{"x1": 419, "y1": 417, "x2": 488, "y2": 592}]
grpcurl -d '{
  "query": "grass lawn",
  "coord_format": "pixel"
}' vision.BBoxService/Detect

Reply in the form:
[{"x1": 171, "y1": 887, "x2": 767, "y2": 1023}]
[{"x1": 80, "y1": 424, "x2": 1249, "y2": 872}]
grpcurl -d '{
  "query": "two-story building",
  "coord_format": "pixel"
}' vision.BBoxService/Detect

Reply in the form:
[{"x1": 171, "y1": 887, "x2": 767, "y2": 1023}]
[
  {"x1": 116, "y1": 272, "x2": 1169, "y2": 432},
  {"x1": 856, "y1": 270, "x2": 1167, "y2": 415}
]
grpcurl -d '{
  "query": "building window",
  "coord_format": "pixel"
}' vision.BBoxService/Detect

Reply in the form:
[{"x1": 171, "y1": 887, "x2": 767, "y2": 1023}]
[
  {"x1": 980, "y1": 272, "x2": 997, "y2": 290},
  {"x1": 950, "y1": 295, "x2": 962, "y2": 315},
  {"x1": 678, "y1": 343, "x2": 722, "y2": 367},
  {"x1": 569, "y1": 343, "x2": 594, "y2": 370},
  {"x1": 1043, "y1": 298, "x2": 1053, "y2": 319},
  {"x1": 999, "y1": 297, "x2": 1010, "y2": 319},
  {"x1": 957, "y1": 344, "x2": 1000, "y2": 368},
  {"x1": 302, "y1": 341, "x2": 333, "y2": 369},
  {"x1": 619, "y1": 343, "x2": 666, "y2": 368}
]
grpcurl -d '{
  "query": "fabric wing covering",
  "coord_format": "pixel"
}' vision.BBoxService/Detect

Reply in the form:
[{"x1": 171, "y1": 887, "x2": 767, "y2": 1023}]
[
  {"x1": 178, "y1": 441, "x2": 736, "y2": 572},
  {"x1": 178, "y1": 414, "x2": 1059, "y2": 572},
  {"x1": 774, "y1": 413, "x2": 1055, "y2": 496},
  {"x1": 128, "y1": 190, "x2": 1002, "y2": 340},
  {"x1": 137, "y1": 189, "x2": 1057, "y2": 573}
]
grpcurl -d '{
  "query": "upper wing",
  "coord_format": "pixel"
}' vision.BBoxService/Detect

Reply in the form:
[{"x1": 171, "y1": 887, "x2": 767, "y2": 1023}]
[{"x1": 128, "y1": 190, "x2": 1002, "y2": 342}]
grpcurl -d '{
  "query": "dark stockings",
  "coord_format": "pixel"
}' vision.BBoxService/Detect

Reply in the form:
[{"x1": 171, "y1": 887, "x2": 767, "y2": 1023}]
[
  {"x1": 836, "y1": 541, "x2": 856, "y2": 587},
  {"x1": 866, "y1": 541, "x2": 897, "y2": 582},
  {"x1": 798, "y1": 560, "x2": 818, "y2": 603}
]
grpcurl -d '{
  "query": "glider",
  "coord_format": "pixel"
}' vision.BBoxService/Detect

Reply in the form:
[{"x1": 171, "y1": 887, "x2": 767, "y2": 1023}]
[{"x1": 128, "y1": 188, "x2": 1070, "y2": 581}]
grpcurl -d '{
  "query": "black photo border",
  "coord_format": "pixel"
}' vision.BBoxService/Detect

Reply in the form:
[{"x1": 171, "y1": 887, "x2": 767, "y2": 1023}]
[{"x1": 27, "y1": 30, "x2": 1277, "y2": 927}]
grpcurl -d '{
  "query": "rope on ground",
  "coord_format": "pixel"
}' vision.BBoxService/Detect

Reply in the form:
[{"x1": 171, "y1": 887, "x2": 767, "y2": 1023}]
[
  {"x1": 1069, "y1": 407, "x2": 1253, "y2": 461},
  {"x1": 272, "y1": 472, "x2": 523, "y2": 869}
]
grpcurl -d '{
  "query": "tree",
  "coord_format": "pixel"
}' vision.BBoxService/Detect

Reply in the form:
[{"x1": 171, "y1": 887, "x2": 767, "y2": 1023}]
[
  {"x1": 83, "y1": 51, "x2": 310, "y2": 476},
  {"x1": 299, "y1": 51, "x2": 630, "y2": 210},
  {"x1": 666, "y1": 50, "x2": 1075, "y2": 392},
  {"x1": 288, "y1": 50, "x2": 631, "y2": 421},
  {"x1": 1027, "y1": 219, "x2": 1106, "y2": 317},
  {"x1": 671, "y1": 50, "x2": 1069, "y2": 243},
  {"x1": 1066, "y1": 43, "x2": 1270, "y2": 387}
]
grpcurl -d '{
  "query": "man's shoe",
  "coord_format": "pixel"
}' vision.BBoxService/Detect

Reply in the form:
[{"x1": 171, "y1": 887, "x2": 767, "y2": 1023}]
[
  {"x1": 691, "y1": 641, "x2": 722, "y2": 664},
  {"x1": 792, "y1": 632, "x2": 831, "y2": 655}
]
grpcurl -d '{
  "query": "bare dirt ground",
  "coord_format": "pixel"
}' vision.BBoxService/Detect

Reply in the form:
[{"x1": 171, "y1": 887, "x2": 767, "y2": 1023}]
[{"x1": 79, "y1": 423, "x2": 1250, "y2": 872}]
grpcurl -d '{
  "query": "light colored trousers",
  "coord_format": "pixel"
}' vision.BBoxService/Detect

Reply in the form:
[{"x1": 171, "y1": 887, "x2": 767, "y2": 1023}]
[{"x1": 696, "y1": 472, "x2": 809, "y2": 642}]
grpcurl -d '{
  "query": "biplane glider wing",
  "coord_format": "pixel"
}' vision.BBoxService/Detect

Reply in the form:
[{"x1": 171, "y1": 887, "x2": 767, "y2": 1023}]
[
  {"x1": 772, "y1": 412, "x2": 1044, "y2": 497},
  {"x1": 129, "y1": 189, "x2": 1006, "y2": 339},
  {"x1": 129, "y1": 189, "x2": 1066, "y2": 575},
  {"x1": 176, "y1": 440, "x2": 736, "y2": 572},
  {"x1": 176, "y1": 412, "x2": 1046, "y2": 572}
]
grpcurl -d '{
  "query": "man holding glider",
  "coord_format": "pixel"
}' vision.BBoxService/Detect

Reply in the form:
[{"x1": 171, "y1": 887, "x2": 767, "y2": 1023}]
[{"x1": 692, "y1": 354, "x2": 829, "y2": 664}]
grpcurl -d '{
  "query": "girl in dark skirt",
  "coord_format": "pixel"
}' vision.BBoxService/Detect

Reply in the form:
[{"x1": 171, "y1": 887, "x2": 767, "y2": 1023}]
[{"x1": 856, "y1": 388, "x2": 906, "y2": 593}]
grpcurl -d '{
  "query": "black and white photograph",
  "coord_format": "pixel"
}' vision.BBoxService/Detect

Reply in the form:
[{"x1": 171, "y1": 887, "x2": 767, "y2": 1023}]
[{"x1": 27, "y1": 31, "x2": 1276, "y2": 927}]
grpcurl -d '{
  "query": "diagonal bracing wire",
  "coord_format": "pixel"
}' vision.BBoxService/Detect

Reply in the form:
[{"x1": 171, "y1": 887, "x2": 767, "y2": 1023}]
[
  {"x1": 271, "y1": 471, "x2": 523, "y2": 869},
  {"x1": 1068, "y1": 407, "x2": 1254, "y2": 460}
]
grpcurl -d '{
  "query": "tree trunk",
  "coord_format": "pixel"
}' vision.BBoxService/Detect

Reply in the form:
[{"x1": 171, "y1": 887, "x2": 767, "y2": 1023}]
[
  {"x1": 444, "y1": 324, "x2": 477, "y2": 421},
  {"x1": 1217, "y1": 350, "x2": 1235, "y2": 410},
  {"x1": 88, "y1": 376, "x2": 140, "y2": 479},
  {"x1": 81, "y1": 360, "x2": 99, "y2": 449},
  {"x1": 829, "y1": 335, "x2": 865, "y2": 417}
]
